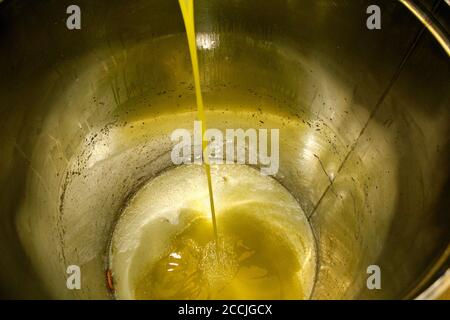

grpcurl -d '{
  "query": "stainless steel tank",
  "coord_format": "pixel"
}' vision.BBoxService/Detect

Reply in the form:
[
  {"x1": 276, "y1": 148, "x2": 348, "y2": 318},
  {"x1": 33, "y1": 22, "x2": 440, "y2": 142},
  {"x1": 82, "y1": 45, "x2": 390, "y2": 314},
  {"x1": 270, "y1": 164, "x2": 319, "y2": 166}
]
[{"x1": 0, "y1": 0, "x2": 448, "y2": 299}]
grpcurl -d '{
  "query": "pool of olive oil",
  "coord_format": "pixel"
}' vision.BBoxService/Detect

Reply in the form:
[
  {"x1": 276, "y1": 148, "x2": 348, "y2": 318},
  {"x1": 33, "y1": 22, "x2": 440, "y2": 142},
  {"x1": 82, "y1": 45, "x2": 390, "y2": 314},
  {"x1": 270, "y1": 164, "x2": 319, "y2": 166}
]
[
  {"x1": 113, "y1": 164, "x2": 317, "y2": 300},
  {"x1": 135, "y1": 205, "x2": 308, "y2": 299}
]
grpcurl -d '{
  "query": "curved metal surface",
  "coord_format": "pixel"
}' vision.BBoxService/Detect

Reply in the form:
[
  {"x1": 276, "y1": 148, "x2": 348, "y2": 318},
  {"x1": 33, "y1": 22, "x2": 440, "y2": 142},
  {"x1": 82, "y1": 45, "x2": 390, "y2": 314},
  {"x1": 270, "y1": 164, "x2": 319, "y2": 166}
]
[
  {"x1": 0, "y1": 0, "x2": 448, "y2": 299},
  {"x1": 400, "y1": 0, "x2": 450, "y2": 57}
]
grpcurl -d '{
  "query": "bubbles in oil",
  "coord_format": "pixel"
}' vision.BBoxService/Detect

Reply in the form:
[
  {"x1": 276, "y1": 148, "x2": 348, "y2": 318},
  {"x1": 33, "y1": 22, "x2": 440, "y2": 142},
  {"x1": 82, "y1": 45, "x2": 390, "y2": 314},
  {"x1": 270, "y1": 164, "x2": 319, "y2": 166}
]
[
  {"x1": 134, "y1": 218, "x2": 239, "y2": 299},
  {"x1": 134, "y1": 207, "x2": 306, "y2": 300}
]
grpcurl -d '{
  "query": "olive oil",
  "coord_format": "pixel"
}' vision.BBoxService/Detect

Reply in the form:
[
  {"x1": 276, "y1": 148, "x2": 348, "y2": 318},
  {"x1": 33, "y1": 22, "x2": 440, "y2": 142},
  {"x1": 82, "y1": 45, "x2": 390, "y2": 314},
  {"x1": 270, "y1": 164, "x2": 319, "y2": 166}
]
[
  {"x1": 119, "y1": 164, "x2": 317, "y2": 300},
  {"x1": 134, "y1": 206, "x2": 306, "y2": 299},
  {"x1": 178, "y1": 0, "x2": 219, "y2": 247}
]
